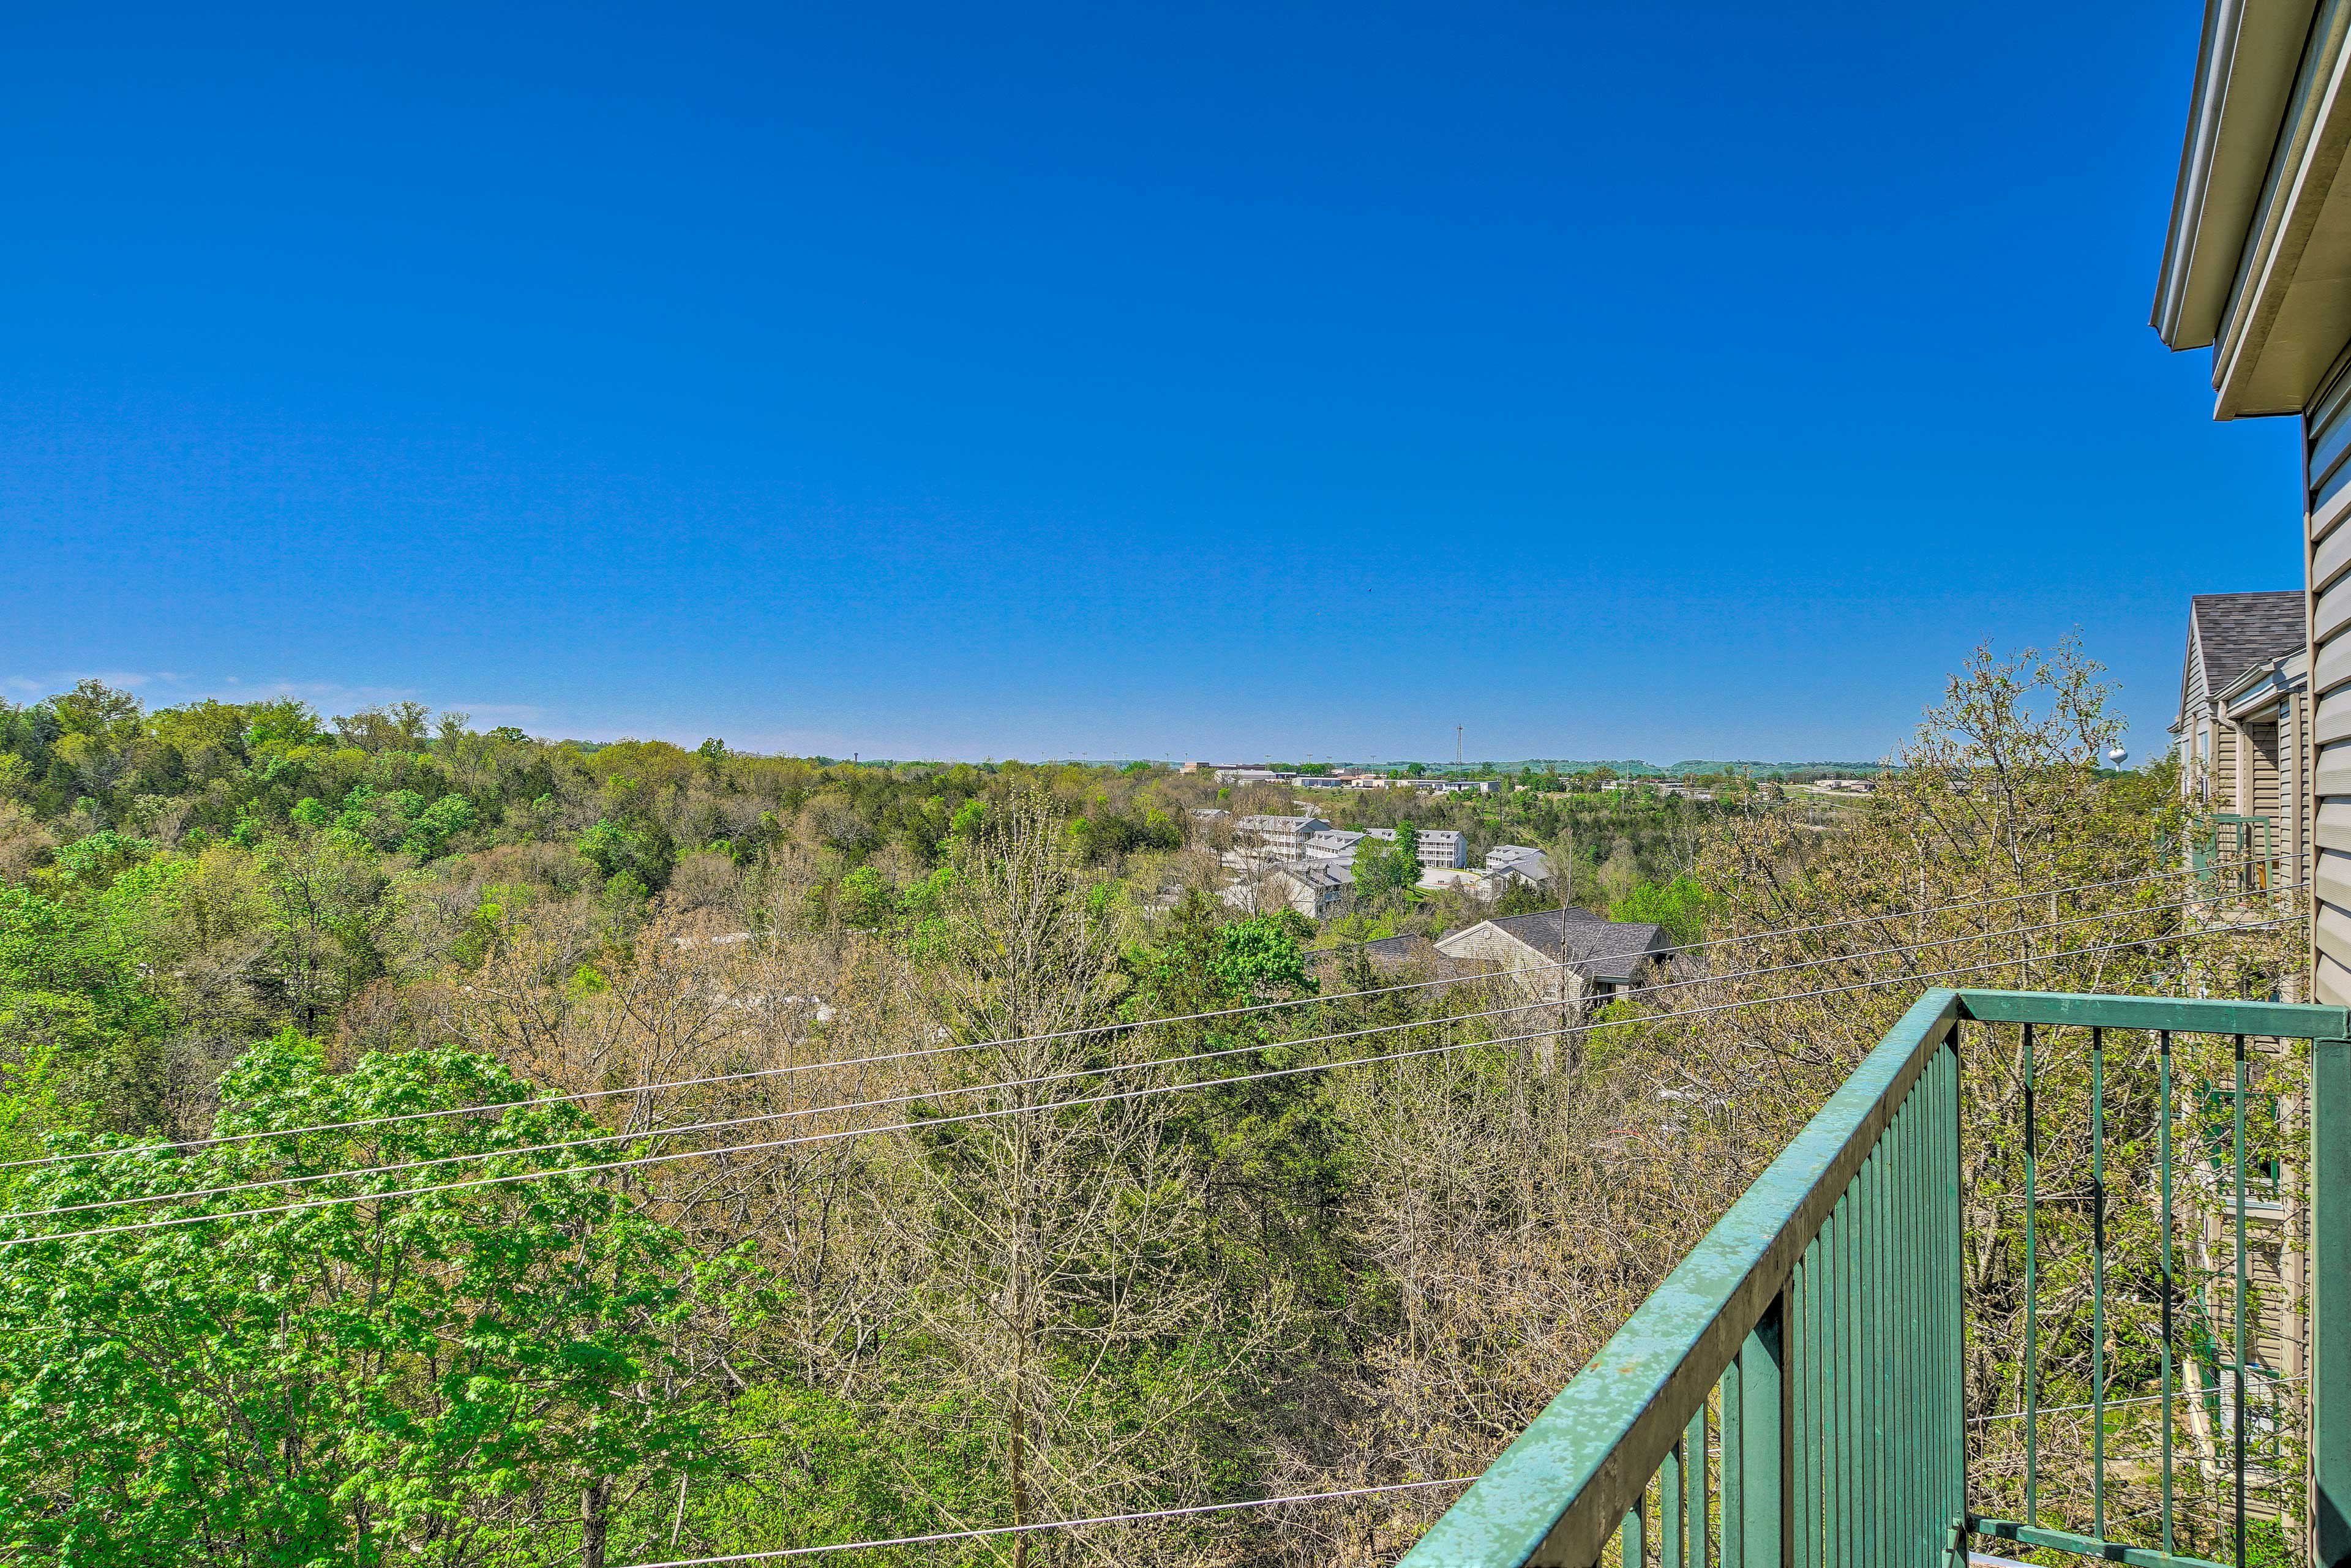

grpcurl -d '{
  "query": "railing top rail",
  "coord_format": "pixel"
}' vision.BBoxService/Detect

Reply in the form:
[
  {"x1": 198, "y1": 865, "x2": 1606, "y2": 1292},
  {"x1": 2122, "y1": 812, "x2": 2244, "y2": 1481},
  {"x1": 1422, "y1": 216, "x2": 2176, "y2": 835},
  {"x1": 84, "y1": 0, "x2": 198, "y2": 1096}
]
[
  {"x1": 1952, "y1": 989, "x2": 2344, "y2": 1039},
  {"x1": 1398, "y1": 988, "x2": 1965, "y2": 1568}
]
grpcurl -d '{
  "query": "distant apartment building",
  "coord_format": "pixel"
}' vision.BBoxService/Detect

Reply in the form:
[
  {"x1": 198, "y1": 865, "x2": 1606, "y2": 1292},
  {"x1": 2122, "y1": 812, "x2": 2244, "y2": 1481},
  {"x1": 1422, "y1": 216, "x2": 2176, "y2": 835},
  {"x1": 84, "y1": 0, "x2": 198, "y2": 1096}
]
[
  {"x1": 1224, "y1": 859, "x2": 1352, "y2": 920},
  {"x1": 1357, "y1": 826, "x2": 1466, "y2": 869},
  {"x1": 1303, "y1": 828, "x2": 1367, "y2": 860},
  {"x1": 1485, "y1": 844, "x2": 1550, "y2": 884},
  {"x1": 1234, "y1": 814, "x2": 1329, "y2": 858},
  {"x1": 1415, "y1": 828, "x2": 1468, "y2": 868},
  {"x1": 1602, "y1": 779, "x2": 1714, "y2": 801}
]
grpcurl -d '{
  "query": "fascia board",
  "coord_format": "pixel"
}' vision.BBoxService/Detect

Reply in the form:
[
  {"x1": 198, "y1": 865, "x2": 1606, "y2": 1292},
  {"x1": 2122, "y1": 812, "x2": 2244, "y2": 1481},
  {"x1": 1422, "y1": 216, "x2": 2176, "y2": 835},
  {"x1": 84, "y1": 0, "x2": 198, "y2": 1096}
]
[
  {"x1": 2213, "y1": 0, "x2": 2351, "y2": 415},
  {"x1": 2158, "y1": 0, "x2": 2320, "y2": 348}
]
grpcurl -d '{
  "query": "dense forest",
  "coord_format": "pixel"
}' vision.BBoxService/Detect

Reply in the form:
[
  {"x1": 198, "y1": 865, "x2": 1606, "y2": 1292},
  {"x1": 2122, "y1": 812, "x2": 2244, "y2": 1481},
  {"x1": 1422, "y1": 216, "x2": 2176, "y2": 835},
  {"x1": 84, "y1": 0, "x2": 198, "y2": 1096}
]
[{"x1": 0, "y1": 652, "x2": 2301, "y2": 1566}]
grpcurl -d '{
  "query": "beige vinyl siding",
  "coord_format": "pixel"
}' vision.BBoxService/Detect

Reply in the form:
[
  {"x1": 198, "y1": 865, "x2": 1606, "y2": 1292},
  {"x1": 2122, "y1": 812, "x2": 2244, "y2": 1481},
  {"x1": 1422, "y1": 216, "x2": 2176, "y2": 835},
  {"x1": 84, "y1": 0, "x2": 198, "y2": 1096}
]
[
  {"x1": 2248, "y1": 721, "x2": 2282, "y2": 816},
  {"x1": 2311, "y1": 404, "x2": 2351, "y2": 995},
  {"x1": 2291, "y1": 689, "x2": 2315, "y2": 890},
  {"x1": 2312, "y1": 366, "x2": 2351, "y2": 998}
]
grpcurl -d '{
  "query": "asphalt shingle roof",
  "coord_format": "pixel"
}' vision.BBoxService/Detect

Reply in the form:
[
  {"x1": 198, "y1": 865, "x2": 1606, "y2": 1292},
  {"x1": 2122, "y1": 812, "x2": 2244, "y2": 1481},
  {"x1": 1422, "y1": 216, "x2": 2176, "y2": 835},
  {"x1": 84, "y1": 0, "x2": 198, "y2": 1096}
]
[
  {"x1": 1480, "y1": 909, "x2": 1670, "y2": 980},
  {"x1": 2190, "y1": 592, "x2": 2303, "y2": 697}
]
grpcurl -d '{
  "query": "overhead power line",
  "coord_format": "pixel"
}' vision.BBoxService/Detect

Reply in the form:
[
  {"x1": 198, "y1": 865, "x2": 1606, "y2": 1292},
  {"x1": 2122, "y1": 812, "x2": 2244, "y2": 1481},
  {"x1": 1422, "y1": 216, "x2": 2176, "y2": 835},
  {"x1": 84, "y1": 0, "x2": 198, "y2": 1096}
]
[
  {"x1": 0, "y1": 916, "x2": 2298, "y2": 1250},
  {"x1": 612, "y1": 1475, "x2": 1477, "y2": 1566},
  {"x1": 1, "y1": 883, "x2": 2278, "y2": 1225},
  {"x1": 1668, "y1": 858, "x2": 2270, "y2": 956},
  {"x1": 0, "y1": 857, "x2": 2274, "y2": 1179}
]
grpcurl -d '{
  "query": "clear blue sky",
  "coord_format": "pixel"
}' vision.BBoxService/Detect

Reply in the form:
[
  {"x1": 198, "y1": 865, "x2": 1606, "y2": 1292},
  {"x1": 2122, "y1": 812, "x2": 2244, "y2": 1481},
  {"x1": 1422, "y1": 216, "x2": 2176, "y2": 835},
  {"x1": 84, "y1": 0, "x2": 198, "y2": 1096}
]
[{"x1": 0, "y1": 3, "x2": 2301, "y2": 765}]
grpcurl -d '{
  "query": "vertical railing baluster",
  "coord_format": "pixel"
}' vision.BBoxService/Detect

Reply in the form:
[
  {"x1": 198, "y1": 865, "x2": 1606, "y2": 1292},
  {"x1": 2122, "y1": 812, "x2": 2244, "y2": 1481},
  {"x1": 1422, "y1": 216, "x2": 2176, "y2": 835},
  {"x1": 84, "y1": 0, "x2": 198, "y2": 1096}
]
[
  {"x1": 1871, "y1": 1142, "x2": 1890, "y2": 1568},
  {"x1": 1891, "y1": 1095, "x2": 1908, "y2": 1556},
  {"x1": 1624, "y1": 1491, "x2": 1645, "y2": 1568},
  {"x1": 2023, "y1": 1021, "x2": 2039, "y2": 1528},
  {"x1": 2236, "y1": 1032, "x2": 2249, "y2": 1568},
  {"x1": 1847, "y1": 1157, "x2": 1864, "y2": 1564},
  {"x1": 1690, "y1": 1403, "x2": 1710, "y2": 1568},
  {"x1": 1742, "y1": 1308, "x2": 1785, "y2": 1568},
  {"x1": 1925, "y1": 1041, "x2": 1942, "y2": 1554},
  {"x1": 1921, "y1": 1071, "x2": 1938, "y2": 1550},
  {"x1": 2161, "y1": 1028, "x2": 2176, "y2": 1558},
  {"x1": 2308, "y1": 1036, "x2": 2347, "y2": 1568},
  {"x1": 1899, "y1": 1089, "x2": 1918, "y2": 1552},
  {"x1": 1821, "y1": 1204, "x2": 1843, "y2": 1568},
  {"x1": 1881, "y1": 1105, "x2": 1900, "y2": 1559},
  {"x1": 1944, "y1": 1035, "x2": 1965, "y2": 1551},
  {"x1": 1664, "y1": 1438, "x2": 1685, "y2": 1568},
  {"x1": 1922, "y1": 1060, "x2": 1940, "y2": 1550},
  {"x1": 2093, "y1": 1025, "x2": 2108, "y2": 1539},
  {"x1": 1794, "y1": 1236, "x2": 1815, "y2": 1568},
  {"x1": 1839, "y1": 1176, "x2": 1855, "y2": 1568},
  {"x1": 1723, "y1": 1364, "x2": 1743, "y2": 1568},
  {"x1": 1881, "y1": 1136, "x2": 1894, "y2": 1568}
]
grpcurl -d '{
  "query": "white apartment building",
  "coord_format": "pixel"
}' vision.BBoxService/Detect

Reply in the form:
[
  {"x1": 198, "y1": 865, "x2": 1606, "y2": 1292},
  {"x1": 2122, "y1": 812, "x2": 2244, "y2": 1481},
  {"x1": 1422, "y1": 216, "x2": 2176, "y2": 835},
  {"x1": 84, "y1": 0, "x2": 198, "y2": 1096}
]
[
  {"x1": 1485, "y1": 844, "x2": 1550, "y2": 882},
  {"x1": 1234, "y1": 815, "x2": 1329, "y2": 858},
  {"x1": 1416, "y1": 828, "x2": 1468, "y2": 868},
  {"x1": 1303, "y1": 828, "x2": 1367, "y2": 860},
  {"x1": 1360, "y1": 827, "x2": 1467, "y2": 869}
]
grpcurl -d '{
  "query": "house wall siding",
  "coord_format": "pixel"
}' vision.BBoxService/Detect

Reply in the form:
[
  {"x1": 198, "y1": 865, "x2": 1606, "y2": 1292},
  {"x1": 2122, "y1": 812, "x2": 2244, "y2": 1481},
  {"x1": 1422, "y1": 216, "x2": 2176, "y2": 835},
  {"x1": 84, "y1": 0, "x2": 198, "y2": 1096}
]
[
  {"x1": 2249, "y1": 721, "x2": 2283, "y2": 816},
  {"x1": 2311, "y1": 380, "x2": 2351, "y2": 998},
  {"x1": 2298, "y1": 686, "x2": 2316, "y2": 889}
]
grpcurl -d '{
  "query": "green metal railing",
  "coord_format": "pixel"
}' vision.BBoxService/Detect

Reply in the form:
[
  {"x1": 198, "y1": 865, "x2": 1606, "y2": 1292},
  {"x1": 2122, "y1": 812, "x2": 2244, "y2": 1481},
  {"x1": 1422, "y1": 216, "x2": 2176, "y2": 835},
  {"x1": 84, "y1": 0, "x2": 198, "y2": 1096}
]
[
  {"x1": 2193, "y1": 817, "x2": 2278, "y2": 895},
  {"x1": 1398, "y1": 988, "x2": 2351, "y2": 1568}
]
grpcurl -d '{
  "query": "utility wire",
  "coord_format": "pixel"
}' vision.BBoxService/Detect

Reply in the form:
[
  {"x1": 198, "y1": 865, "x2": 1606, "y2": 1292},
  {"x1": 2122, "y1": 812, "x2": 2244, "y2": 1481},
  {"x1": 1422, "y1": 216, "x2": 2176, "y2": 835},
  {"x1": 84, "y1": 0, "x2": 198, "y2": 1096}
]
[
  {"x1": 610, "y1": 1476, "x2": 1477, "y2": 1566},
  {"x1": 1972, "y1": 1375, "x2": 2304, "y2": 1427},
  {"x1": 0, "y1": 917, "x2": 2298, "y2": 1250},
  {"x1": 1, "y1": 883, "x2": 2281, "y2": 1225},
  {"x1": 1667, "y1": 858, "x2": 2273, "y2": 958},
  {"x1": 0, "y1": 857, "x2": 2276, "y2": 1180}
]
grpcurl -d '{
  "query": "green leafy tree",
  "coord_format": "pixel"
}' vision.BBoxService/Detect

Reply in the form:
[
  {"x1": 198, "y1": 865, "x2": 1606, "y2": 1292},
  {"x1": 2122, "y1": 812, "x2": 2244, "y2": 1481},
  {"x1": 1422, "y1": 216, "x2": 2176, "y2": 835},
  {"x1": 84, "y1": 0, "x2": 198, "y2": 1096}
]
[
  {"x1": 397, "y1": 793, "x2": 475, "y2": 858},
  {"x1": 576, "y1": 819, "x2": 672, "y2": 891},
  {"x1": 1351, "y1": 825, "x2": 1421, "y2": 903},
  {"x1": 1609, "y1": 873, "x2": 1712, "y2": 946},
  {"x1": 0, "y1": 884, "x2": 170, "y2": 1131},
  {"x1": 47, "y1": 830, "x2": 156, "y2": 891},
  {"x1": 0, "y1": 1033, "x2": 721, "y2": 1567}
]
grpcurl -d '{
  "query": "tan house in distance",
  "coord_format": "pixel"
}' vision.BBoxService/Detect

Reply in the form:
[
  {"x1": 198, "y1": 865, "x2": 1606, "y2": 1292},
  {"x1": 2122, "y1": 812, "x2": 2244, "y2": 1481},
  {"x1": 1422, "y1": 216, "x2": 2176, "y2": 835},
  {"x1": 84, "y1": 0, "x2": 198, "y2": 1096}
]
[{"x1": 1434, "y1": 908, "x2": 1673, "y2": 1018}]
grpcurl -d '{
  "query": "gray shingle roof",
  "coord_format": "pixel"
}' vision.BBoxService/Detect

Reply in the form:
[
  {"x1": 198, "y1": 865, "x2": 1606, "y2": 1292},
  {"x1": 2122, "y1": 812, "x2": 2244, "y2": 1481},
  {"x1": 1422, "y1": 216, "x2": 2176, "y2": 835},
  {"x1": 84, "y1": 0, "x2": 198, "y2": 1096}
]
[
  {"x1": 1303, "y1": 933, "x2": 1499, "y2": 980},
  {"x1": 1480, "y1": 909, "x2": 1670, "y2": 980},
  {"x1": 2190, "y1": 592, "x2": 2302, "y2": 698}
]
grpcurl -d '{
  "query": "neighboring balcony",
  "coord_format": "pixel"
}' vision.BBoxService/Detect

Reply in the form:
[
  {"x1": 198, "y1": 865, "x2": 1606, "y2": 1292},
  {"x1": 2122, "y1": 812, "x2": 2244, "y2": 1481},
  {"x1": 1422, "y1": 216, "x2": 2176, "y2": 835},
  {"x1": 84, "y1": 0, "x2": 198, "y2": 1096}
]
[
  {"x1": 2194, "y1": 816, "x2": 2282, "y2": 905},
  {"x1": 1399, "y1": 988, "x2": 2350, "y2": 1568}
]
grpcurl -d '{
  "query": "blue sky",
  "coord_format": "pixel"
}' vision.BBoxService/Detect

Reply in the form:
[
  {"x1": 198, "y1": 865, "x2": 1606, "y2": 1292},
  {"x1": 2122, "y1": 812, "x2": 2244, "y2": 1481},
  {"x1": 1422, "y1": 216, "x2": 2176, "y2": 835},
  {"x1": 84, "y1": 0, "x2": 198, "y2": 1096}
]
[{"x1": 0, "y1": 3, "x2": 2300, "y2": 765}]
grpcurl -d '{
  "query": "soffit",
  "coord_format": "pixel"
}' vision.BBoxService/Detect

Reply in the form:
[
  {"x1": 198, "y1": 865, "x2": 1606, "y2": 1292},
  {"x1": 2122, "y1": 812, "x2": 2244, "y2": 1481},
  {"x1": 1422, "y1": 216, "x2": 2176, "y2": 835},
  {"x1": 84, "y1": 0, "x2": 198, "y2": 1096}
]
[
  {"x1": 2158, "y1": 0, "x2": 2323, "y2": 348},
  {"x1": 2211, "y1": 0, "x2": 2351, "y2": 415}
]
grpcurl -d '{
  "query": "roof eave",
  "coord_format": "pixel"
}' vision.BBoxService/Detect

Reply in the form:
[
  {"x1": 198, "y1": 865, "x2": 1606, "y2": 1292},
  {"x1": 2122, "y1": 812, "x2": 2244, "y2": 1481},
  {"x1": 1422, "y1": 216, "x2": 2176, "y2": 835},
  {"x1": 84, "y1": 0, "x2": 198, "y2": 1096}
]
[
  {"x1": 2155, "y1": 0, "x2": 2326, "y2": 359},
  {"x1": 2206, "y1": 0, "x2": 2351, "y2": 419}
]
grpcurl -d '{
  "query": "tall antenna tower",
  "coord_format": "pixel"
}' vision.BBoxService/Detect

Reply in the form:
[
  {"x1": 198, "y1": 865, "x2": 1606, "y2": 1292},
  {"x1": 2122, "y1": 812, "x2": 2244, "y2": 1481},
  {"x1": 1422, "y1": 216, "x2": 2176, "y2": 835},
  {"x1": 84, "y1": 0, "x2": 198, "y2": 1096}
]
[{"x1": 1456, "y1": 726, "x2": 1463, "y2": 768}]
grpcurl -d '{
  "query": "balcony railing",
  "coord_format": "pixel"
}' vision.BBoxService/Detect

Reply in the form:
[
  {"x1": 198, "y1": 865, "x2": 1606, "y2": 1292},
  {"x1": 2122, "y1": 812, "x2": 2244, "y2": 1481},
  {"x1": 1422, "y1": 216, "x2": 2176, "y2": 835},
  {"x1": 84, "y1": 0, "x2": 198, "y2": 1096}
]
[
  {"x1": 1398, "y1": 988, "x2": 2350, "y2": 1568},
  {"x1": 2194, "y1": 816, "x2": 2279, "y2": 896}
]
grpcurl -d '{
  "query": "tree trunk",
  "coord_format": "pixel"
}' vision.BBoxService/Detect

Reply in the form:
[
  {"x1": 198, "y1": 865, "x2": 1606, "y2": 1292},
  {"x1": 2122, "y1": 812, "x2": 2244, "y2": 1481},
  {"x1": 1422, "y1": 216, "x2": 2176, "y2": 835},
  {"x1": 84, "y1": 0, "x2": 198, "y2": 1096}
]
[{"x1": 582, "y1": 1475, "x2": 612, "y2": 1568}]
